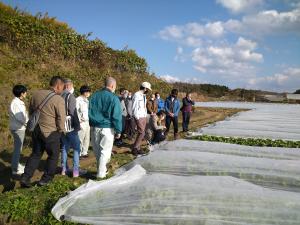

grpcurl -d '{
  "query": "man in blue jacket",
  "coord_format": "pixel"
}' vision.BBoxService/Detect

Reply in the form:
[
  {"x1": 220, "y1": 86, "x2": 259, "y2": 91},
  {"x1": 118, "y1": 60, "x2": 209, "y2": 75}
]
[
  {"x1": 164, "y1": 89, "x2": 180, "y2": 140},
  {"x1": 89, "y1": 77, "x2": 122, "y2": 178}
]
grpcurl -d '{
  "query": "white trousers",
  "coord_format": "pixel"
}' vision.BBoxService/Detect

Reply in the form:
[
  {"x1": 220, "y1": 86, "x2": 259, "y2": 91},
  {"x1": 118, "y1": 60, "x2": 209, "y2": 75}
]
[
  {"x1": 78, "y1": 122, "x2": 90, "y2": 156},
  {"x1": 91, "y1": 127, "x2": 115, "y2": 178}
]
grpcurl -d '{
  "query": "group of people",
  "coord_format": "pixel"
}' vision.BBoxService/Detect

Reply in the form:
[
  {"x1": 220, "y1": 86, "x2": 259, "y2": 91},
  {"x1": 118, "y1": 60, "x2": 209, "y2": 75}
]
[{"x1": 8, "y1": 76, "x2": 195, "y2": 187}]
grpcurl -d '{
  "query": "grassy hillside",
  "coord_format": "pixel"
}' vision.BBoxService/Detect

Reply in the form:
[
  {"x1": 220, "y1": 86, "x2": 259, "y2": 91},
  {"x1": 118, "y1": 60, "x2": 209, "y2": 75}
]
[
  {"x1": 0, "y1": 2, "x2": 172, "y2": 149},
  {"x1": 173, "y1": 81, "x2": 279, "y2": 102}
]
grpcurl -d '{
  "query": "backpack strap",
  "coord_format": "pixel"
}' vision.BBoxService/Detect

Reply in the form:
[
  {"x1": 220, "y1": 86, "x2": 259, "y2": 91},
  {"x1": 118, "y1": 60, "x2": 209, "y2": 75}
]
[
  {"x1": 37, "y1": 92, "x2": 56, "y2": 111},
  {"x1": 64, "y1": 93, "x2": 71, "y2": 116}
]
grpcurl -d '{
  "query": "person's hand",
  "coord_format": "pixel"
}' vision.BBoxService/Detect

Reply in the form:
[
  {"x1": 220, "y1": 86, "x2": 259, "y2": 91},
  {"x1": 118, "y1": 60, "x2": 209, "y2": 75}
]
[
  {"x1": 115, "y1": 133, "x2": 121, "y2": 139},
  {"x1": 169, "y1": 113, "x2": 174, "y2": 117}
]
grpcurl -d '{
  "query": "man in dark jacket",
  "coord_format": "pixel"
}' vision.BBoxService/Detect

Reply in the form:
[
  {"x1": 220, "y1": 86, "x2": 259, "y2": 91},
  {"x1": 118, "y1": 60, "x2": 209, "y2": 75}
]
[
  {"x1": 61, "y1": 78, "x2": 81, "y2": 177},
  {"x1": 164, "y1": 89, "x2": 180, "y2": 140},
  {"x1": 125, "y1": 91, "x2": 135, "y2": 140},
  {"x1": 181, "y1": 93, "x2": 195, "y2": 132},
  {"x1": 115, "y1": 88, "x2": 128, "y2": 146}
]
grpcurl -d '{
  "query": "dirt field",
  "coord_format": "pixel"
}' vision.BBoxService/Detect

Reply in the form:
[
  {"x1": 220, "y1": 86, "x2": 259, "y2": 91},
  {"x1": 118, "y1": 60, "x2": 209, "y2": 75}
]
[{"x1": 0, "y1": 107, "x2": 243, "y2": 193}]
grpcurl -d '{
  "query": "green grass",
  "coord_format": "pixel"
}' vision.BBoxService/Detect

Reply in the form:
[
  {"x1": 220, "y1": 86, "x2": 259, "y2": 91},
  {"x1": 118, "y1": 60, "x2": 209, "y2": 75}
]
[
  {"x1": 0, "y1": 176, "x2": 81, "y2": 225},
  {"x1": 190, "y1": 135, "x2": 300, "y2": 148},
  {"x1": 0, "y1": 152, "x2": 133, "y2": 225}
]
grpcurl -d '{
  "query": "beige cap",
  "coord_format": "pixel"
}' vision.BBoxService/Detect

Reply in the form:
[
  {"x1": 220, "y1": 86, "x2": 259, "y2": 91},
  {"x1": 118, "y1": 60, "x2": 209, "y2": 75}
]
[{"x1": 141, "y1": 81, "x2": 152, "y2": 91}]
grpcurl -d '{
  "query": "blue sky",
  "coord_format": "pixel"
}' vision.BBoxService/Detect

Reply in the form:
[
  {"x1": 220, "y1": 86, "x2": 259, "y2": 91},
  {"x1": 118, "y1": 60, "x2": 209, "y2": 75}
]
[{"x1": 3, "y1": 0, "x2": 300, "y2": 92}]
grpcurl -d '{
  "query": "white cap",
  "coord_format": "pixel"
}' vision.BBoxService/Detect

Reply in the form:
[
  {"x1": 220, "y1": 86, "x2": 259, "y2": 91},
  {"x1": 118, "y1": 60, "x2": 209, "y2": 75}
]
[{"x1": 141, "y1": 81, "x2": 152, "y2": 91}]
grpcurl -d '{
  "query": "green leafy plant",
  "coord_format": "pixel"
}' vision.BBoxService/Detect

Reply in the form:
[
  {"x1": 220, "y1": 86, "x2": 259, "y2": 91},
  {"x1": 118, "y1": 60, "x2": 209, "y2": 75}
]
[{"x1": 189, "y1": 135, "x2": 300, "y2": 148}]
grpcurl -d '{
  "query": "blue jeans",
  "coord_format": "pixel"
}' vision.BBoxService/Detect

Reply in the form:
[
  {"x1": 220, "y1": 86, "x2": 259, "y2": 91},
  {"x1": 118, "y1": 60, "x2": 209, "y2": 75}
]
[
  {"x1": 165, "y1": 116, "x2": 178, "y2": 134},
  {"x1": 61, "y1": 130, "x2": 80, "y2": 171},
  {"x1": 11, "y1": 129, "x2": 25, "y2": 171}
]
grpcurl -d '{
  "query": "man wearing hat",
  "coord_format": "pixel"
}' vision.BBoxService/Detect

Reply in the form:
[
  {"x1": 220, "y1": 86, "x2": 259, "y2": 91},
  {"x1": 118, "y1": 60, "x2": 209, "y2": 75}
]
[{"x1": 132, "y1": 81, "x2": 152, "y2": 156}]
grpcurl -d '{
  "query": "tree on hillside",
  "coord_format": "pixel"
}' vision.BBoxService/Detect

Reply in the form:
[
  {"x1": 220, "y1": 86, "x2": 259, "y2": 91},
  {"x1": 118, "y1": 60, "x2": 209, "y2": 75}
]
[{"x1": 294, "y1": 89, "x2": 300, "y2": 94}]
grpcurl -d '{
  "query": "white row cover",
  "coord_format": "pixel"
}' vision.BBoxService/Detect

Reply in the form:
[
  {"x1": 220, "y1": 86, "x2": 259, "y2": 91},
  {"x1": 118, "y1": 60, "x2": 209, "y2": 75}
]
[
  {"x1": 52, "y1": 141, "x2": 300, "y2": 224},
  {"x1": 52, "y1": 165, "x2": 300, "y2": 225},
  {"x1": 157, "y1": 139, "x2": 300, "y2": 160},
  {"x1": 119, "y1": 143, "x2": 300, "y2": 192},
  {"x1": 196, "y1": 102, "x2": 300, "y2": 141}
]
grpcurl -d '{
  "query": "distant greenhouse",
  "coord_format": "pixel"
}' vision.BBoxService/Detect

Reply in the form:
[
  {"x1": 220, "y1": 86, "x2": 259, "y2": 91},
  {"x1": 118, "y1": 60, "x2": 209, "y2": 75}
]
[{"x1": 286, "y1": 94, "x2": 300, "y2": 100}]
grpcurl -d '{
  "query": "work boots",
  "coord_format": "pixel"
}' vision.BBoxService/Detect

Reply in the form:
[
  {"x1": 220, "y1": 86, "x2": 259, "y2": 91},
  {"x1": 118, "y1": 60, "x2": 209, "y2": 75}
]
[{"x1": 174, "y1": 133, "x2": 179, "y2": 140}]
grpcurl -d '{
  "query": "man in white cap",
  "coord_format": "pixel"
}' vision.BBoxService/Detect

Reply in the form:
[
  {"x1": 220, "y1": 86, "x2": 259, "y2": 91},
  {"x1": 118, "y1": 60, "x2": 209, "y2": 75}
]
[{"x1": 132, "y1": 81, "x2": 151, "y2": 156}]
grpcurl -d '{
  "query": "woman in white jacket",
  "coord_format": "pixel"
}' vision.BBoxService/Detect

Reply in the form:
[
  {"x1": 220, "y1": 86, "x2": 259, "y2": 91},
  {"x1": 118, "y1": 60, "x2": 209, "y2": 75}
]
[
  {"x1": 76, "y1": 85, "x2": 91, "y2": 158},
  {"x1": 9, "y1": 85, "x2": 28, "y2": 175}
]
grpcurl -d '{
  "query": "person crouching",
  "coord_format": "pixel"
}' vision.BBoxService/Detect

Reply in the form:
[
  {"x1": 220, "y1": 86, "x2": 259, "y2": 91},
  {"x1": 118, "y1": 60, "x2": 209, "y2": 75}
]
[{"x1": 146, "y1": 110, "x2": 167, "y2": 145}]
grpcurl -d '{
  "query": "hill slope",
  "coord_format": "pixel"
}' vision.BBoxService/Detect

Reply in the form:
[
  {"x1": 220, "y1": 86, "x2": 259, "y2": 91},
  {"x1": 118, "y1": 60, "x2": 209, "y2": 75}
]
[{"x1": 0, "y1": 3, "x2": 171, "y2": 148}]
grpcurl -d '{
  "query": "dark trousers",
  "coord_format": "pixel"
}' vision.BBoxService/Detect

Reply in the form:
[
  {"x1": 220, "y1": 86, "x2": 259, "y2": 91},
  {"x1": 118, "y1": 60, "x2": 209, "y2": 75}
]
[
  {"x1": 165, "y1": 116, "x2": 178, "y2": 134},
  {"x1": 22, "y1": 126, "x2": 61, "y2": 182},
  {"x1": 152, "y1": 129, "x2": 166, "y2": 144},
  {"x1": 182, "y1": 111, "x2": 191, "y2": 132},
  {"x1": 120, "y1": 115, "x2": 126, "y2": 140},
  {"x1": 125, "y1": 117, "x2": 136, "y2": 139}
]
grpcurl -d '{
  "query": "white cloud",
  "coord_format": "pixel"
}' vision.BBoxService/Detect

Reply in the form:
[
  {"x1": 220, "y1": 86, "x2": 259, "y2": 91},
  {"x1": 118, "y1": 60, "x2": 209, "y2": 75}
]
[
  {"x1": 159, "y1": 74, "x2": 205, "y2": 84},
  {"x1": 159, "y1": 75, "x2": 181, "y2": 83},
  {"x1": 216, "y1": 0, "x2": 264, "y2": 13},
  {"x1": 236, "y1": 37, "x2": 256, "y2": 49},
  {"x1": 158, "y1": 25, "x2": 183, "y2": 41},
  {"x1": 157, "y1": 22, "x2": 225, "y2": 47},
  {"x1": 192, "y1": 37, "x2": 263, "y2": 78},
  {"x1": 225, "y1": 7, "x2": 300, "y2": 36},
  {"x1": 158, "y1": 6, "x2": 300, "y2": 46},
  {"x1": 156, "y1": 4, "x2": 300, "y2": 91},
  {"x1": 204, "y1": 22, "x2": 225, "y2": 37},
  {"x1": 247, "y1": 67, "x2": 300, "y2": 92}
]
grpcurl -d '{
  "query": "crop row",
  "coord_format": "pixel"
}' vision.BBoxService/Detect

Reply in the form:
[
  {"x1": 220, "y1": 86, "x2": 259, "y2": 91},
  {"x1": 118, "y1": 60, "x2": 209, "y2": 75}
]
[{"x1": 190, "y1": 135, "x2": 300, "y2": 148}]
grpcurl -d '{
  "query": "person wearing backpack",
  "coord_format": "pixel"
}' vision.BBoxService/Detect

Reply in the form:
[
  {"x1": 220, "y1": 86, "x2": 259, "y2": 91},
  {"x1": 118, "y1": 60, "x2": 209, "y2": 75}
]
[
  {"x1": 61, "y1": 79, "x2": 81, "y2": 178},
  {"x1": 8, "y1": 85, "x2": 28, "y2": 175},
  {"x1": 20, "y1": 76, "x2": 66, "y2": 187}
]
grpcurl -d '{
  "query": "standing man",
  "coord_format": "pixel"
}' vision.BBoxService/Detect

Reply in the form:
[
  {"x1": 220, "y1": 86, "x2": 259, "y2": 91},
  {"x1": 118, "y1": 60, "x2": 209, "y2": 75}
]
[
  {"x1": 61, "y1": 79, "x2": 81, "y2": 177},
  {"x1": 155, "y1": 92, "x2": 165, "y2": 112},
  {"x1": 89, "y1": 77, "x2": 122, "y2": 179},
  {"x1": 182, "y1": 93, "x2": 195, "y2": 132},
  {"x1": 20, "y1": 76, "x2": 66, "y2": 187},
  {"x1": 164, "y1": 89, "x2": 180, "y2": 140},
  {"x1": 125, "y1": 91, "x2": 135, "y2": 140},
  {"x1": 76, "y1": 85, "x2": 91, "y2": 158},
  {"x1": 132, "y1": 82, "x2": 152, "y2": 156}
]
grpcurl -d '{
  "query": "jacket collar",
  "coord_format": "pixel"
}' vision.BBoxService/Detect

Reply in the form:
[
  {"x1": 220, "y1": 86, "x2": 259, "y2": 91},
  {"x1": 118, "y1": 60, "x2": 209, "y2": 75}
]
[
  {"x1": 167, "y1": 95, "x2": 177, "y2": 101},
  {"x1": 14, "y1": 97, "x2": 25, "y2": 104},
  {"x1": 103, "y1": 87, "x2": 113, "y2": 93}
]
